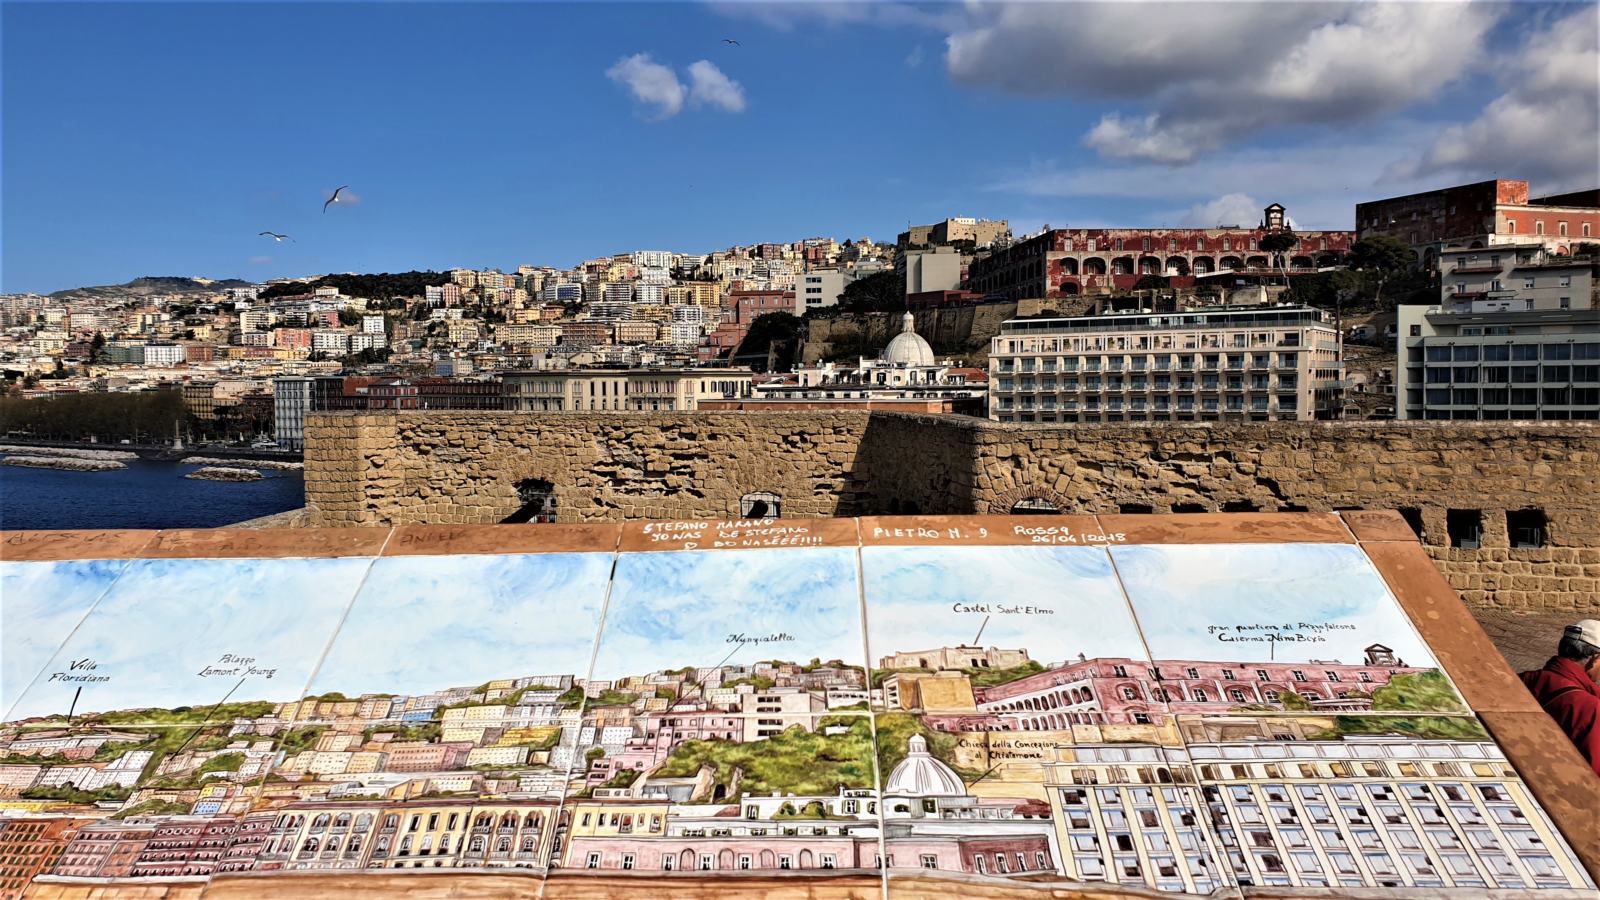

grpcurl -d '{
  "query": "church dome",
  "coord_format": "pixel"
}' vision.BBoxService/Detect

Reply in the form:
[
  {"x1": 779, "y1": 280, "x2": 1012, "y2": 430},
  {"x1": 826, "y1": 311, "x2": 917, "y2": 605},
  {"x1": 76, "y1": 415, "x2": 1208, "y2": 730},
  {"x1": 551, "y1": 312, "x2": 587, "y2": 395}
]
[
  {"x1": 882, "y1": 311, "x2": 935, "y2": 367},
  {"x1": 885, "y1": 734, "x2": 967, "y2": 796}
]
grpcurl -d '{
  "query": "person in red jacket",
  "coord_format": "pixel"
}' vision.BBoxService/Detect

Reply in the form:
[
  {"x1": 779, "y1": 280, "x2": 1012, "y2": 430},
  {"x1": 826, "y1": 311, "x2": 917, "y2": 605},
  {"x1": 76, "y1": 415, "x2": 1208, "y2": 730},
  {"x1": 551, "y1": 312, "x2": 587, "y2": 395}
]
[{"x1": 1520, "y1": 619, "x2": 1600, "y2": 777}]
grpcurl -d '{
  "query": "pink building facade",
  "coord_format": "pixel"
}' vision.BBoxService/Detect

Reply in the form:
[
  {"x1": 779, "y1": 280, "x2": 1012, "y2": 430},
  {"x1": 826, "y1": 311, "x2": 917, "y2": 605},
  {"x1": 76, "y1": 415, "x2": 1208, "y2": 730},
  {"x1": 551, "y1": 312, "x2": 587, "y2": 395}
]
[{"x1": 926, "y1": 651, "x2": 1426, "y2": 732}]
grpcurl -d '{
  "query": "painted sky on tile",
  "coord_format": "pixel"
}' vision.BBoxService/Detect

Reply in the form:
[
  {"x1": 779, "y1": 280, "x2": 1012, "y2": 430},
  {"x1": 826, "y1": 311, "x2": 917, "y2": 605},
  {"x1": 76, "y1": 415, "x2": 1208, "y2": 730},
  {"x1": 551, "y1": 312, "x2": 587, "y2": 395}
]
[
  {"x1": 1, "y1": 559, "x2": 126, "y2": 716},
  {"x1": 6, "y1": 556, "x2": 373, "y2": 721},
  {"x1": 862, "y1": 545, "x2": 1142, "y2": 667},
  {"x1": 1111, "y1": 543, "x2": 1440, "y2": 668},
  {"x1": 595, "y1": 547, "x2": 864, "y2": 680},
  {"x1": 308, "y1": 552, "x2": 611, "y2": 697}
]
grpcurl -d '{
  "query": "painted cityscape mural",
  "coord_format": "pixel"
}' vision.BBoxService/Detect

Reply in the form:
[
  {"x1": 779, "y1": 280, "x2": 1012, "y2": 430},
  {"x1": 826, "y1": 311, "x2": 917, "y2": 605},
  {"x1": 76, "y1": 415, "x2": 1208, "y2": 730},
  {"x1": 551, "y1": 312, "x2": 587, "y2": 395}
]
[{"x1": 0, "y1": 526, "x2": 1591, "y2": 898}]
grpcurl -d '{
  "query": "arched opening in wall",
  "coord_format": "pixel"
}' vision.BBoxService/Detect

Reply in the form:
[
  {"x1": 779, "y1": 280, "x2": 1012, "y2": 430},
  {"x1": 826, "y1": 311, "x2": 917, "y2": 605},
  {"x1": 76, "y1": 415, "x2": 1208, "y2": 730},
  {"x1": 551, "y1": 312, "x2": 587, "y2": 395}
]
[
  {"x1": 740, "y1": 491, "x2": 782, "y2": 519},
  {"x1": 1010, "y1": 497, "x2": 1060, "y2": 515},
  {"x1": 503, "y1": 478, "x2": 556, "y2": 524},
  {"x1": 1398, "y1": 507, "x2": 1426, "y2": 541},
  {"x1": 1506, "y1": 508, "x2": 1547, "y2": 548},
  {"x1": 1221, "y1": 500, "x2": 1259, "y2": 512},
  {"x1": 1118, "y1": 503, "x2": 1154, "y2": 514},
  {"x1": 1083, "y1": 257, "x2": 1108, "y2": 275},
  {"x1": 1172, "y1": 503, "x2": 1209, "y2": 513}
]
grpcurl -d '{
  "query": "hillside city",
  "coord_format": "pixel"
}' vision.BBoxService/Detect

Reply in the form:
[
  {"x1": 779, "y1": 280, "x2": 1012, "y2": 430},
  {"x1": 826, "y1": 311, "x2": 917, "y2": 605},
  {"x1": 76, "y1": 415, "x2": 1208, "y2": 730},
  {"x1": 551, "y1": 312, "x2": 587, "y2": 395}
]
[
  {"x1": 2, "y1": 178, "x2": 1596, "y2": 453},
  {"x1": 5, "y1": 640, "x2": 1589, "y2": 893}
]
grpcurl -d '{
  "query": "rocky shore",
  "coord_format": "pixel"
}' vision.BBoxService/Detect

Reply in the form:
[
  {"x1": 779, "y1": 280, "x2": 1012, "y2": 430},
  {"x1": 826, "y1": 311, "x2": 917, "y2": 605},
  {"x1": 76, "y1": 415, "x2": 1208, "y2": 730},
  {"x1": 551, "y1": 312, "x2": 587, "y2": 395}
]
[
  {"x1": 180, "y1": 455, "x2": 302, "y2": 470},
  {"x1": 2, "y1": 455, "x2": 126, "y2": 472},
  {"x1": 0, "y1": 444, "x2": 139, "y2": 461},
  {"x1": 185, "y1": 466, "x2": 264, "y2": 482}
]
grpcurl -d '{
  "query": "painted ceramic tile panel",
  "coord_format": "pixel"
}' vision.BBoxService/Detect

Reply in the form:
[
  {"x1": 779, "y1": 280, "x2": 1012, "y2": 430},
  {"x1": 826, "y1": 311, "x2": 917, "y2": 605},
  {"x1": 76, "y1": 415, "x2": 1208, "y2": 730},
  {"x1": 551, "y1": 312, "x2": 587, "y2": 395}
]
[
  {"x1": 563, "y1": 546, "x2": 881, "y2": 881},
  {"x1": 860, "y1": 543, "x2": 1230, "y2": 895},
  {"x1": 3, "y1": 556, "x2": 374, "y2": 725},
  {"x1": 1110, "y1": 543, "x2": 1470, "y2": 717},
  {"x1": 251, "y1": 552, "x2": 614, "y2": 874},
  {"x1": 1173, "y1": 713, "x2": 1594, "y2": 892},
  {"x1": 1, "y1": 559, "x2": 127, "y2": 715}
]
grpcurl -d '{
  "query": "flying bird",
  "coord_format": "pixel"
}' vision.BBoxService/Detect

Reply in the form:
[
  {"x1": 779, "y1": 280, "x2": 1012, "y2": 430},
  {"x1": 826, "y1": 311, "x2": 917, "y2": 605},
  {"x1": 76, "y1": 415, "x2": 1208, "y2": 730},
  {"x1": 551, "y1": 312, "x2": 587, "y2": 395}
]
[
  {"x1": 323, "y1": 185, "x2": 350, "y2": 213},
  {"x1": 722, "y1": 38, "x2": 740, "y2": 45},
  {"x1": 257, "y1": 231, "x2": 293, "y2": 242}
]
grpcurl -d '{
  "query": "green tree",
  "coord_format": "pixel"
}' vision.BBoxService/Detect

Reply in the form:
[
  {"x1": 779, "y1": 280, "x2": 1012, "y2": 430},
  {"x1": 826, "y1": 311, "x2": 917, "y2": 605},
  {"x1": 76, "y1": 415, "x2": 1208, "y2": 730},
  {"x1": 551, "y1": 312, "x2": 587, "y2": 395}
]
[
  {"x1": 835, "y1": 270, "x2": 902, "y2": 314},
  {"x1": 337, "y1": 308, "x2": 362, "y2": 327},
  {"x1": 736, "y1": 312, "x2": 804, "y2": 372},
  {"x1": 1348, "y1": 235, "x2": 1417, "y2": 309},
  {"x1": 88, "y1": 332, "x2": 107, "y2": 365},
  {"x1": 1133, "y1": 274, "x2": 1169, "y2": 290}
]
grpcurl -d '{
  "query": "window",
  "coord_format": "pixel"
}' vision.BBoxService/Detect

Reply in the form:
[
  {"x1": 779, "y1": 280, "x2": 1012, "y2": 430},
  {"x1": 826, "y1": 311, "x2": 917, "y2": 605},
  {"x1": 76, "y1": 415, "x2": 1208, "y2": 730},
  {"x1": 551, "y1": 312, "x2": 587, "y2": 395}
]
[
  {"x1": 740, "y1": 491, "x2": 782, "y2": 519},
  {"x1": 1447, "y1": 509, "x2": 1483, "y2": 549},
  {"x1": 585, "y1": 853, "x2": 601, "y2": 869},
  {"x1": 920, "y1": 854, "x2": 939, "y2": 869},
  {"x1": 1536, "y1": 221, "x2": 1545, "y2": 235},
  {"x1": 1507, "y1": 509, "x2": 1547, "y2": 548},
  {"x1": 1398, "y1": 507, "x2": 1425, "y2": 540}
]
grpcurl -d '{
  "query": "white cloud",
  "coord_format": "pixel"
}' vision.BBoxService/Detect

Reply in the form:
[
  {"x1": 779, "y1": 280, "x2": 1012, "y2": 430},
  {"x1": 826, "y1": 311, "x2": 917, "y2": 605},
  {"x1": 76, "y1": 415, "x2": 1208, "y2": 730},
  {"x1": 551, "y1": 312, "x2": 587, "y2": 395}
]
[
  {"x1": 904, "y1": 44, "x2": 924, "y2": 68},
  {"x1": 945, "y1": 2, "x2": 1503, "y2": 163},
  {"x1": 1399, "y1": 6, "x2": 1600, "y2": 192},
  {"x1": 1178, "y1": 193, "x2": 1263, "y2": 229},
  {"x1": 687, "y1": 60, "x2": 747, "y2": 113},
  {"x1": 606, "y1": 53, "x2": 687, "y2": 119}
]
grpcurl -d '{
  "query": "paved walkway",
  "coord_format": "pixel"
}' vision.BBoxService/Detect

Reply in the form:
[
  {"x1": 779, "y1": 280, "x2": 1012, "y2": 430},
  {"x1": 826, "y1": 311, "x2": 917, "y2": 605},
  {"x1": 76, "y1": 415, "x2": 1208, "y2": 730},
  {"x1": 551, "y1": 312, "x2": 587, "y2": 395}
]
[{"x1": 1472, "y1": 608, "x2": 1573, "y2": 674}]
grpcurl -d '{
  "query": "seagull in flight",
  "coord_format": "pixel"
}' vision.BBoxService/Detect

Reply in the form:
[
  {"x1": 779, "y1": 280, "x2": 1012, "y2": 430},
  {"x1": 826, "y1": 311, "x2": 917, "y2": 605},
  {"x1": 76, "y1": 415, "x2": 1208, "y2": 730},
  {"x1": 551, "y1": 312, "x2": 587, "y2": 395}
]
[
  {"x1": 722, "y1": 38, "x2": 740, "y2": 46},
  {"x1": 323, "y1": 185, "x2": 350, "y2": 214},
  {"x1": 258, "y1": 231, "x2": 293, "y2": 242}
]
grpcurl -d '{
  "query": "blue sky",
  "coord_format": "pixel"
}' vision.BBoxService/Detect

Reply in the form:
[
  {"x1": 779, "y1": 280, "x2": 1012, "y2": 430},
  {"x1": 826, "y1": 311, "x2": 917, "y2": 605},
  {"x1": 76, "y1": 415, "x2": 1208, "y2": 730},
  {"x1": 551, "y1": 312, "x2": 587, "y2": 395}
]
[
  {"x1": 1, "y1": 559, "x2": 127, "y2": 714},
  {"x1": 307, "y1": 552, "x2": 611, "y2": 697},
  {"x1": 5, "y1": 556, "x2": 372, "y2": 720},
  {"x1": 1110, "y1": 543, "x2": 1444, "y2": 671},
  {"x1": 596, "y1": 547, "x2": 865, "y2": 680},
  {"x1": 861, "y1": 544, "x2": 1143, "y2": 667},
  {"x1": 4, "y1": 2, "x2": 1595, "y2": 294}
]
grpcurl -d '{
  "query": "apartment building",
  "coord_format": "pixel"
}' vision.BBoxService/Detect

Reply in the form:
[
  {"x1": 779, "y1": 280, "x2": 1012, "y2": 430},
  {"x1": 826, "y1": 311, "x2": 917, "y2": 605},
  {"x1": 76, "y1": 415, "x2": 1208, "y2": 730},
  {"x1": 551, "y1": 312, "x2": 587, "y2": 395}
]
[
  {"x1": 502, "y1": 369, "x2": 753, "y2": 412},
  {"x1": 989, "y1": 306, "x2": 1342, "y2": 423},
  {"x1": 1398, "y1": 247, "x2": 1598, "y2": 420},
  {"x1": 1183, "y1": 723, "x2": 1590, "y2": 890}
]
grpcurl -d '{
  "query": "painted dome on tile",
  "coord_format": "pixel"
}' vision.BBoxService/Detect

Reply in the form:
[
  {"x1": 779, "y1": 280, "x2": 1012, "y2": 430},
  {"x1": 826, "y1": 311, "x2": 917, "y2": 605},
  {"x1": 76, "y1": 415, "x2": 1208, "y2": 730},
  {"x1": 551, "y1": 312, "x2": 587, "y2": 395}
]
[
  {"x1": 882, "y1": 311, "x2": 935, "y2": 367},
  {"x1": 886, "y1": 734, "x2": 966, "y2": 796}
]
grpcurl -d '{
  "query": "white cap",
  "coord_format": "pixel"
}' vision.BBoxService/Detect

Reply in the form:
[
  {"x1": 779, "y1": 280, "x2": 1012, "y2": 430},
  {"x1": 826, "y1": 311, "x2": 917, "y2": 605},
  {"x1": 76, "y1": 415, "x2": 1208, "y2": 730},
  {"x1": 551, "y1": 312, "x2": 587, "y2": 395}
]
[{"x1": 1565, "y1": 619, "x2": 1600, "y2": 647}]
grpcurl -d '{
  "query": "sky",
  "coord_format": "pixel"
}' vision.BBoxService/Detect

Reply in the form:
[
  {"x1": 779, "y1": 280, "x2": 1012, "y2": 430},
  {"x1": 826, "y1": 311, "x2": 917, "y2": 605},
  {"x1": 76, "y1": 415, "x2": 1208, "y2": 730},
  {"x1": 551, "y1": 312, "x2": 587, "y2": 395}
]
[
  {"x1": 307, "y1": 551, "x2": 612, "y2": 697},
  {"x1": 3, "y1": 1, "x2": 1596, "y2": 294},
  {"x1": 1109, "y1": 542, "x2": 1446, "y2": 671},
  {"x1": 594, "y1": 546, "x2": 866, "y2": 681},
  {"x1": 4, "y1": 556, "x2": 372, "y2": 720},
  {"x1": 1, "y1": 559, "x2": 127, "y2": 713},
  {"x1": 861, "y1": 544, "x2": 1144, "y2": 666}
]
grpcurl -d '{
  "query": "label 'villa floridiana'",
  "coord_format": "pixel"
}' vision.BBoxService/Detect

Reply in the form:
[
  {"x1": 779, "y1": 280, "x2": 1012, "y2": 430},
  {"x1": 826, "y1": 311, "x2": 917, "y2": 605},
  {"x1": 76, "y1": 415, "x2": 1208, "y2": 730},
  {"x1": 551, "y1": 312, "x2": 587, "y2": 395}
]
[{"x1": 48, "y1": 658, "x2": 109, "y2": 683}]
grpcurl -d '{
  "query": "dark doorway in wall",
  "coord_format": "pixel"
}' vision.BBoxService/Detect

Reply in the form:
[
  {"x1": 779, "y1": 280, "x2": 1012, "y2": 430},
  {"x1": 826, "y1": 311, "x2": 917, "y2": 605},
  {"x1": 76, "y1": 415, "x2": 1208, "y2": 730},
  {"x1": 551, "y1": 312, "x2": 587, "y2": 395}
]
[
  {"x1": 1398, "y1": 508, "x2": 1426, "y2": 540},
  {"x1": 1221, "y1": 500, "x2": 1259, "y2": 512},
  {"x1": 1172, "y1": 503, "x2": 1208, "y2": 513},
  {"x1": 1506, "y1": 508, "x2": 1547, "y2": 548},
  {"x1": 741, "y1": 491, "x2": 782, "y2": 519},
  {"x1": 1011, "y1": 498, "x2": 1059, "y2": 515},
  {"x1": 1118, "y1": 503, "x2": 1155, "y2": 514},
  {"x1": 504, "y1": 478, "x2": 557, "y2": 524},
  {"x1": 1446, "y1": 509, "x2": 1482, "y2": 549}
]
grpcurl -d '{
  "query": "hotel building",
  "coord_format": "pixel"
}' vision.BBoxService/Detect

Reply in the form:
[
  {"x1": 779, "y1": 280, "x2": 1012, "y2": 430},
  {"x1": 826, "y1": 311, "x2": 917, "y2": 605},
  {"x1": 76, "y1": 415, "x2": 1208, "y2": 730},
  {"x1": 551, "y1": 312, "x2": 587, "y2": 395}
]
[
  {"x1": 1398, "y1": 245, "x2": 1599, "y2": 420},
  {"x1": 989, "y1": 306, "x2": 1343, "y2": 423}
]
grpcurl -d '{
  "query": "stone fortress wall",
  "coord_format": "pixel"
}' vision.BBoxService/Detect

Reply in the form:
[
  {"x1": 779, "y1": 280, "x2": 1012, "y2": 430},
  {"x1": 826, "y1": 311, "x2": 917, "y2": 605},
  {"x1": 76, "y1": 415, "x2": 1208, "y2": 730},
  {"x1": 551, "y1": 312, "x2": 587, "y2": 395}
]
[{"x1": 304, "y1": 412, "x2": 1599, "y2": 612}]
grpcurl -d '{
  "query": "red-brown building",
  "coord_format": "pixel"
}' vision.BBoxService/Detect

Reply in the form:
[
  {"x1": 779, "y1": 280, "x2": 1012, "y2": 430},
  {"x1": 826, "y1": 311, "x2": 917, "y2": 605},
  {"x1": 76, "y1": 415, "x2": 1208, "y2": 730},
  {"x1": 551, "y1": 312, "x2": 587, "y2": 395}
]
[
  {"x1": 130, "y1": 816, "x2": 242, "y2": 878},
  {"x1": 50, "y1": 820, "x2": 156, "y2": 879},
  {"x1": 0, "y1": 817, "x2": 92, "y2": 897},
  {"x1": 1356, "y1": 179, "x2": 1600, "y2": 268},
  {"x1": 966, "y1": 205, "x2": 1353, "y2": 300}
]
